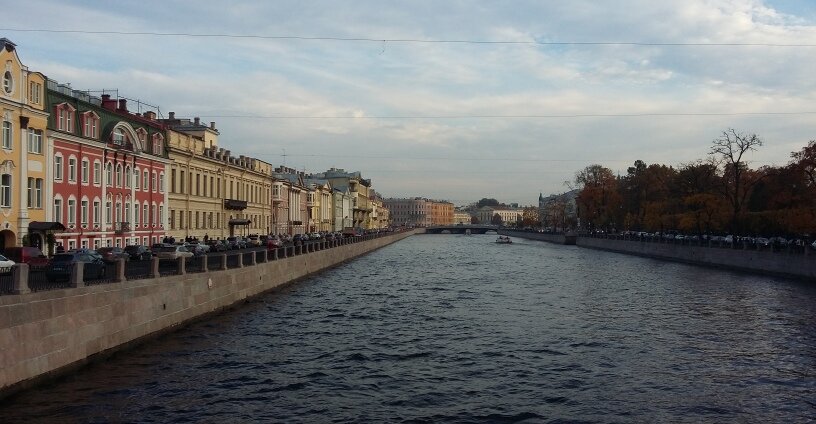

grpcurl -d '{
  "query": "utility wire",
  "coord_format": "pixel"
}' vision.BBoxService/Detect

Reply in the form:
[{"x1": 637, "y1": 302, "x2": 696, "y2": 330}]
[
  {"x1": 3, "y1": 28, "x2": 816, "y2": 47},
  {"x1": 200, "y1": 111, "x2": 816, "y2": 119}
]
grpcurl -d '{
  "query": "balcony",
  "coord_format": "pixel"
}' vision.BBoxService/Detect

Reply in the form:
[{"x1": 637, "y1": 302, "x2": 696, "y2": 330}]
[{"x1": 114, "y1": 222, "x2": 130, "y2": 234}]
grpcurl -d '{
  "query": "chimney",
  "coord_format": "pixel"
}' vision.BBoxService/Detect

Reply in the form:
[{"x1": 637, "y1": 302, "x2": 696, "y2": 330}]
[
  {"x1": 210, "y1": 121, "x2": 216, "y2": 130},
  {"x1": 144, "y1": 111, "x2": 156, "y2": 120},
  {"x1": 101, "y1": 94, "x2": 117, "y2": 111},
  {"x1": 118, "y1": 98, "x2": 127, "y2": 112},
  {"x1": 194, "y1": 117, "x2": 200, "y2": 126},
  {"x1": 168, "y1": 111, "x2": 175, "y2": 120}
]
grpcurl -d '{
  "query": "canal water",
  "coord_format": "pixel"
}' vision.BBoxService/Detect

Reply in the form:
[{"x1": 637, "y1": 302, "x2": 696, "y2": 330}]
[{"x1": 2, "y1": 234, "x2": 815, "y2": 423}]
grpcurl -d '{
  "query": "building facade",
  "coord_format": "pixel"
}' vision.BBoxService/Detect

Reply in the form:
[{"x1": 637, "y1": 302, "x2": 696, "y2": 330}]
[
  {"x1": 0, "y1": 38, "x2": 49, "y2": 250},
  {"x1": 384, "y1": 197, "x2": 453, "y2": 227},
  {"x1": 47, "y1": 84, "x2": 169, "y2": 250}
]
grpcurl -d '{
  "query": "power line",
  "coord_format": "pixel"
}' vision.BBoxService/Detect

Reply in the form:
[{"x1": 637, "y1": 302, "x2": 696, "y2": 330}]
[
  {"x1": 3, "y1": 28, "x2": 816, "y2": 47},
  {"x1": 200, "y1": 111, "x2": 816, "y2": 120}
]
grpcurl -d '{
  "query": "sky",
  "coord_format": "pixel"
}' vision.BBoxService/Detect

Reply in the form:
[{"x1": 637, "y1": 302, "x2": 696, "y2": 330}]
[{"x1": 3, "y1": 0, "x2": 816, "y2": 206}]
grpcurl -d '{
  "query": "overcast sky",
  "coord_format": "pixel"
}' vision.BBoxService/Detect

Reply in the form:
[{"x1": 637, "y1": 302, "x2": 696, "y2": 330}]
[{"x1": 4, "y1": 0, "x2": 816, "y2": 205}]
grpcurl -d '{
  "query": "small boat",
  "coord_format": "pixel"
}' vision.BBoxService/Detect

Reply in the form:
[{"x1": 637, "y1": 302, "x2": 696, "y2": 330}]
[{"x1": 495, "y1": 236, "x2": 512, "y2": 244}]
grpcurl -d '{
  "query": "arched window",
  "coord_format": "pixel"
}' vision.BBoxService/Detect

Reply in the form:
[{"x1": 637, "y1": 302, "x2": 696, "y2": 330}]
[
  {"x1": 125, "y1": 165, "x2": 131, "y2": 188},
  {"x1": 116, "y1": 164, "x2": 123, "y2": 187},
  {"x1": 106, "y1": 162, "x2": 113, "y2": 186}
]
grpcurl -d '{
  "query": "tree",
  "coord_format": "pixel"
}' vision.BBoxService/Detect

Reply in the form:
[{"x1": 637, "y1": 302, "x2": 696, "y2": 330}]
[
  {"x1": 477, "y1": 198, "x2": 500, "y2": 208},
  {"x1": 521, "y1": 206, "x2": 539, "y2": 227},
  {"x1": 574, "y1": 164, "x2": 622, "y2": 231},
  {"x1": 491, "y1": 213, "x2": 503, "y2": 226},
  {"x1": 709, "y1": 128, "x2": 765, "y2": 235}
]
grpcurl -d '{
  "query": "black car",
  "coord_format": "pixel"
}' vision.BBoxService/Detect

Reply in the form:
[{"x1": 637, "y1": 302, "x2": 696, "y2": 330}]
[
  {"x1": 206, "y1": 239, "x2": 228, "y2": 252},
  {"x1": 46, "y1": 252, "x2": 107, "y2": 282},
  {"x1": 124, "y1": 245, "x2": 153, "y2": 261},
  {"x1": 292, "y1": 234, "x2": 307, "y2": 245}
]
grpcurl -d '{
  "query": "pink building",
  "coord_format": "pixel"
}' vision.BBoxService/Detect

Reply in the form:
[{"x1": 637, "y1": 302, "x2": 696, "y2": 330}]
[{"x1": 48, "y1": 83, "x2": 169, "y2": 250}]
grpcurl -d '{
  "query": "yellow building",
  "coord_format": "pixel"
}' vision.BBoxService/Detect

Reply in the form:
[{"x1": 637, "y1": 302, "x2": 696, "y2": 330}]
[
  {"x1": 163, "y1": 113, "x2": 274, "y2": 241},
  {"x1": 0, "y1": 38, "x2": 49, "y2": 250}
]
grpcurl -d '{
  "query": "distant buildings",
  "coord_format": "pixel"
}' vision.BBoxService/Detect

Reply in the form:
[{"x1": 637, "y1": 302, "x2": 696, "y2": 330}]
[
  {"x1": 474, "y1": 206, "x2": 523, "y2": 225},
  {"x1": 538, "y1": 190, "x2": 578, "y2": 231},
  {"x1": 0, "y1": 39, "x2": 395, "y2": 255},
  {"x1": 383, "y1": 198, "x2": 453, "y2": 227}
]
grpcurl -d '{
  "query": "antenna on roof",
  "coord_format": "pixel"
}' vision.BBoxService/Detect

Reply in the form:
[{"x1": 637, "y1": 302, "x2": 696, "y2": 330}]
[{"x1": 282, "y1": 148, "x2": 286, "y2": 167}]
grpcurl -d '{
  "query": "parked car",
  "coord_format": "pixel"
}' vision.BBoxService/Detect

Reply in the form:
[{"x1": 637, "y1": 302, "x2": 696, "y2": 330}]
[
  {"x1": 292, "y1": 234, "x2": 307, "y2": 245},
  {"x1": 206, "y1": 239, "x2": 228, "y2": 252},
  {"x1": 124, "y1": 245, "x2": 153, "y2": 261},
  {"x1": 246, "y1": 235, "x2": 261, "y2": 247},
  {"x1": 97, "y1": 246, "x2": 130, "y2": 263},
  {"x1": 154, "y1": 245, "x2": 194, "y2": 260},
  {"x1": 46, "y1": 252, "x2": 106, "y2": 282},
  {"x1": 184, "y1": 243, "x2": 207, "y2": 257},
  {"x1": 226, "y1": 237, "x2": 246, "y2": 250},
  {"x1": 3, "y1": 246, "x2": 50, "y2": 271},
  {"x1": 265, "y1": 235, "x2": 283, "y2": 249},
  {"x1": 0, "y1": 254, "x2": 15, "y2": 275}
]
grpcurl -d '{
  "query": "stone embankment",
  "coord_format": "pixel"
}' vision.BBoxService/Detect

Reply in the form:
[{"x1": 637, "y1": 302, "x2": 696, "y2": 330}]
[
  {"x1": 503, "y1": 230, "x2": 816, "y2": 280},
  {"x1": 0, "y1": 230, "x2": 417, "y2": 399}
]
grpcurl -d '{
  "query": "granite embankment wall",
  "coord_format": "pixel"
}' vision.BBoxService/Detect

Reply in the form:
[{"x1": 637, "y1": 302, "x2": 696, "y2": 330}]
[
  {"x1": 499, "y1": 230, "x2": 575, "y2": 245},
  {"x1": 506, "y1": 230, "x2": 816, "y2": 280},
  {"x1": 0, "y1": 230, "x2": 416, "y2": 398}
]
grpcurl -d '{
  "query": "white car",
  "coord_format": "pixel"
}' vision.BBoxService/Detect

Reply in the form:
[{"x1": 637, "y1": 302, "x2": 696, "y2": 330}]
[
  {"x1": 154, "y1": 245, "x2": 194, "y2": 260},
  {"x1": 0, "y1": 254, "x2": 15, "y2": 274}
]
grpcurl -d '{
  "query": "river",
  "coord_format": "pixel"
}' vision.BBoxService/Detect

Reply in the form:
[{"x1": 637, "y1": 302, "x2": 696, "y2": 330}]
[{"x1": 1, "y1": 234, "x2": 814, "y2": 423}]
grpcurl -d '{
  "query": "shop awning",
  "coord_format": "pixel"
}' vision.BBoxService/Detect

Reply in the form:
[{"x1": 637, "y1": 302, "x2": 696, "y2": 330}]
[
  {"x1": 228, "y1": 219, "x2": 252, "y2": 226},
  {"x1": 28, "y1": 221, "x2": 66, "y2": 231}
]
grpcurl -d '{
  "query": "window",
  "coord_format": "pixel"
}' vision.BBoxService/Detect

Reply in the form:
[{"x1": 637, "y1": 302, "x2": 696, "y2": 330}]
[
  {"x1": 134, "y1": 202, "x2": 140, "y2": 227},
  {"x1": 54, "y1": 198, "x2": 63, "y2": 223},
  {"x1": 169, "y1": 209, "x2": 175, "y2": 229},
  {"x1": 29, "y1": 81, "x2": 41, "y2": 104},
  {"x1": 115, "y1": 201, "x2": 122, "y2": 224},
  {"x1": 68, "y1": 158, "x2": 77, "y2": 182},
  {"x1": 125, "y1": 200, "x2": 130, "y2": 224},
  {"x1": 134, "y1": 168, "x2": 140, "y2": 189},
  {"x1": 159, "y1": 205, "x2": 164, "y2": 227},
  {"x1": 116, "y1": 164, "x2": 123, "y2": 187},
  {"x1": 159, "y1": 173, "x2": 164, "y2": 193},
  {"x1": 106, "y1": 163, "x2": 113, "y2": 186},
  {"x1": 152, "y1": 172, "x2": 157, "y2": 192},
  {"x1": 2, "y1": 119, "x2": 11, "y2": 149},
  {"x1": 143, "y1": 171, "x2": 148, "y2": 191},
  {"x1": 54, "y1": 156, "x2": 63, "y2": 181},
  {"x1": 0, "y1": 174, "x2": 10, "y2": 207},
  {"x1": 67, "y1": 199, "x2": 76, "y2": 226},
  {"x1": 143, "y1": 204, "x2": 148, "y2": 226},
  {"x1": 105, "y1": 198, "x2": 112, "y2": 224},
  {"x1": 26, "y1": 178, "x2": 43, "y2": 208},
  {"x1": 94, "y1": 162, "x2": 101, "y2": 185},
  {"x1": 81, "y1": 159, "x2": 89, "y2": 184},
  {"x1": 26, "y1": 129, "x2": 42, "y2": 154},
  {"x1": 113, "y1": 128, "x2": 125, "y2": 146},
  {"x1": 2, "y1": 71, "x2": 12, "y2": 94},
  {"x1": 171, "y1": 170, "x2": 176, "y2": 193},
  {"x1": 93, "y1": 200, "x2": 100, "y2": 226},
  {"x1": 81, "y1": 200, "x2": 89, "y2": 225},
  {"x1": 125, "y1": 166, "x2": 131, "y2": 188},
  {"x1": 82, "y1": 112, "x2": 98, "y2": 138}
]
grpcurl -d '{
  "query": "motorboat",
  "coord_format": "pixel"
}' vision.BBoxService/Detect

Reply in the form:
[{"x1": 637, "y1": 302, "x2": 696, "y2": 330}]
[{"x1": 495, "y1": 236, "x2": 512, "y2": 244}]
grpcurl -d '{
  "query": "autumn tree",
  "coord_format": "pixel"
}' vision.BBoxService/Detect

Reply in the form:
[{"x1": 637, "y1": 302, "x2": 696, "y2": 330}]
[
  {"x1": 574, "y1": 164, "x2": 622, "y2": 231},
  {"x1": 521, "y1": 206, "x2": 539, "y2": 227},
  {"x1": 491, "y1": 213, "x2": 503, "y2": 226},
  {"x1": 709, "y1": 128, "x2": 765, "y2": 235}
]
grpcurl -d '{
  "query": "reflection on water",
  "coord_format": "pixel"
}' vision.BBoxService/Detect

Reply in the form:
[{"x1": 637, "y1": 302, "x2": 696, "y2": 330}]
[{"x1": 2, "y1": 234, "x2": 815, "y2": 423}]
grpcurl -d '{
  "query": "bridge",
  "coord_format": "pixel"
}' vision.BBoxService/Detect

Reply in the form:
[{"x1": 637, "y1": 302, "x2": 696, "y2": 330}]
[{"x1": 425, "y1": 224, "x2": 499, "y2": 234}]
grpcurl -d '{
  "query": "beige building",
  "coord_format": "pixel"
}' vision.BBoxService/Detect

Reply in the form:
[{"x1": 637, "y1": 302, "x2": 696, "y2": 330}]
[
  {"x1": 454, "y1": 211, "x2": 472, "y2": 225},
  {"x1": 384, "y1": 197, "x2": 453, "y2": 227},
  {"x1": 309, "y1": 168, "x2": 377, "y2": 229},
  {"x1": 475, "y1": 206, "x2": 522, "y2": 225},
  {"x1": 0, "y1": 38, "x2": 49, "y2": 250},
  {"x1": 163, "y1": 114, "x2": 273, "y2": 240}
]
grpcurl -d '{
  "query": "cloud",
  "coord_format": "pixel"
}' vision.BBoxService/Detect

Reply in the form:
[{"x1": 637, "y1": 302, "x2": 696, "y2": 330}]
[{"x1": 5, "y1": 0, "x2": 816, "y2": 204}]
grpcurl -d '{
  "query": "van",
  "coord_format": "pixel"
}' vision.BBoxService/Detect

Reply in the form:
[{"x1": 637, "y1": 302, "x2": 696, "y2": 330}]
[{"x1": 3, "y1": 246, "x2": 50, "y2": 270}]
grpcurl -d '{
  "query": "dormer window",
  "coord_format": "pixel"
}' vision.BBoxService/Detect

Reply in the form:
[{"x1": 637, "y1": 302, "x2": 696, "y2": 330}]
[
  {"x1": 55, "y1": 103, "x2": 76, "y2": 132},
  {"x1": 2, "y1": 71, "x2": 12, "y2": 94},
  {"x1": 152, "y1": 133, "x2": 164, "y2": 155},
  {"x1": 112, "y1": 128, "x2": 125, "y2": 146},
  {"x1": 82, "y1": 112, "x2": 99, "y2": 139}
]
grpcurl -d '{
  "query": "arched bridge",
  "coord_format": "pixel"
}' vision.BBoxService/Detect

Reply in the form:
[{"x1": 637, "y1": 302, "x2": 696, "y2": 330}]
[{"x1": 425, "y1": 224, "x2": 499, "y2": 234}]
